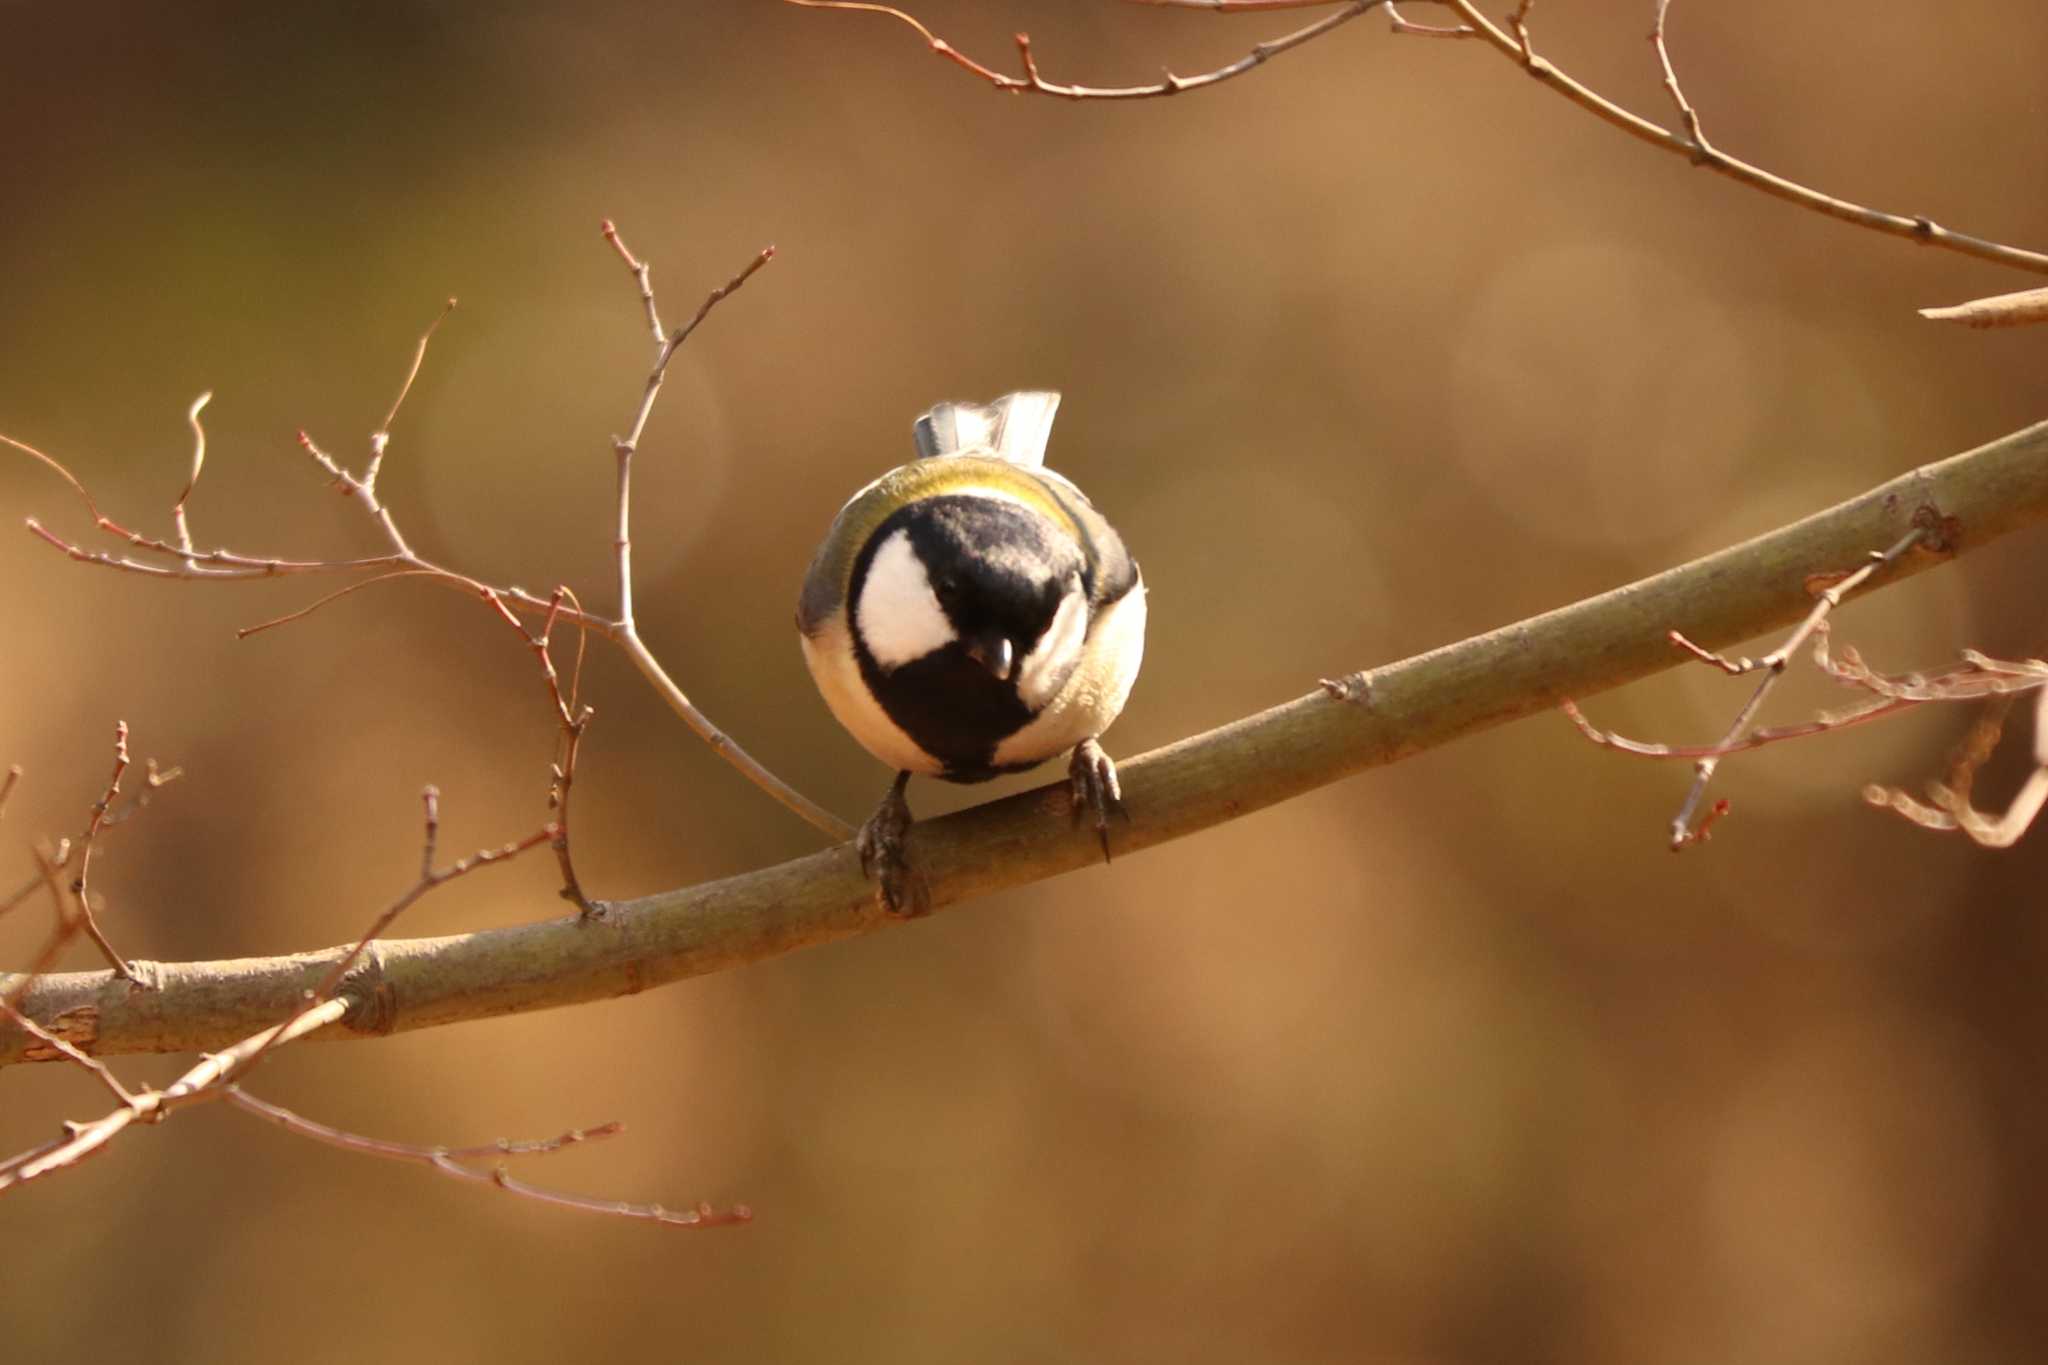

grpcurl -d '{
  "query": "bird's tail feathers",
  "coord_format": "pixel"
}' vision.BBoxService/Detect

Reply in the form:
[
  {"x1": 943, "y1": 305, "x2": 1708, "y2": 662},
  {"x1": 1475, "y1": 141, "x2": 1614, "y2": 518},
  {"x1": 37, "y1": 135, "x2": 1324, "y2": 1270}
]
[{"x1": 913, "y1": 391, "x2": 1061, "y2": 466}]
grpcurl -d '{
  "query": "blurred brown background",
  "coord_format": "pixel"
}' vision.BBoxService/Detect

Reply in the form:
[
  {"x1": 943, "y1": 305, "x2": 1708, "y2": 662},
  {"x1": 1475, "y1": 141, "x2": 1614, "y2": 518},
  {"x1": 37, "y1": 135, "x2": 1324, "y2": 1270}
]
[{"x1": 4, "y1": 2, "x2": 2046, "y2": 1360}]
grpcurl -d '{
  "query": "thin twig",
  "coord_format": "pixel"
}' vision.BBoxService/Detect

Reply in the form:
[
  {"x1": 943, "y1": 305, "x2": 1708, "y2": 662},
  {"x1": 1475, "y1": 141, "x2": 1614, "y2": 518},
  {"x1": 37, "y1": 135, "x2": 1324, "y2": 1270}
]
[
  {"x1": 233, "y1": 789, "x2": 555, "y2": 1084},
  {"x1": 0, "y1": 844, "x2": 76, "y2": 1010},
  {"x1": 1424, "y1": 0, "x2": 2048, "y2": 275},
  {"x1": 11, "y1": 267, "x2": 841, "y2": 838},
  {"x1": 366, "y1": 298, "x2": 457, "y2": 497},
  {"x1": 607, "y1": 229, "x2": 774, "y2": 628},
  {"x1": 1865, "y1": 687, "x2": 2048, "y2": 847},
  {"x1": 1649, "y1": 0, "x2": 1709, "y2": 161},
  {"x1": 788, "y1": 0, "x2": 1384, "y2": 100},
  {"x1": 173, "y1": 392, "x2": 211, "y2": 569},
  {"x1": 0, "y1": 998, "x2": 349, "y2": 1190},
  {"x1": 235, "y1": 570, "x2": 441, "y2": 640},
  {"x1": 799, "y1": 0, "x2": 2048, "y2": 274},
  {"x1": 1384, "y1": 1, "x2": 1471, "y2": 37},
  {"x1": 597, "y1": 227, "x2": 850, "y2": 839},
  {"x1": 0, "y1": 793, "x2": 559, "y2": 1193},
  {"x1": 482, "y1": 586, "x2": 599, "y2": 911},
  {"x1": 71, "y1": 723, "x2": 140, "y2": 981},
  {"x1": 1562, "y1": 691, "x2": 1917, "y2": 761},
  {"x1": 602, "y1": 220, "x2": 666, "y2": 346},
  {"x1": 1662, "y1": 524, "x2": 1930, "y2": 847},
  {"x1": 0, "y1": 766, "x2": 18, "y2": 821},
  {"x1": 0, "y1": 760, "x2": 182, "y2": 925},
  {"x1": 224, "y1": 1088, "x2": 750, "y2": 1228}
]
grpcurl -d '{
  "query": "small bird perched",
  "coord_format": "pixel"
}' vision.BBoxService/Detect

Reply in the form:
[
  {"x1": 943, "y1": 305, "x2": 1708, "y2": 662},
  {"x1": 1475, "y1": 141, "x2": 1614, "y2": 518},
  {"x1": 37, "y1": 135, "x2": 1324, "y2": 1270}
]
[{"x1": 797, "y1": 392, "x2": 1146, "y2": 915}]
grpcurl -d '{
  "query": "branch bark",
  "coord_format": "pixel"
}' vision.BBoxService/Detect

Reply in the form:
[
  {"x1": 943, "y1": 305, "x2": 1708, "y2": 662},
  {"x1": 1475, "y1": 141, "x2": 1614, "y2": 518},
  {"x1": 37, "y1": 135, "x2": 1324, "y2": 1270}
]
[{"x1": 7, "y1": 419, "x2": 2046, "y2": 1066}]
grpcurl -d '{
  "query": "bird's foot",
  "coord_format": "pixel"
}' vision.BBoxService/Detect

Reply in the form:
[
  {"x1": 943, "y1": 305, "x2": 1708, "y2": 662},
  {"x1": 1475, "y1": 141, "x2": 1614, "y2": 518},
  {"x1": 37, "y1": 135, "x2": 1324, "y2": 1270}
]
[
  {"x1": 1069, "y1": 737, "x2": 1126, "y2": 863},
  {"x1": 856, "y1": 771, "x2": 930, "y2": 917}
]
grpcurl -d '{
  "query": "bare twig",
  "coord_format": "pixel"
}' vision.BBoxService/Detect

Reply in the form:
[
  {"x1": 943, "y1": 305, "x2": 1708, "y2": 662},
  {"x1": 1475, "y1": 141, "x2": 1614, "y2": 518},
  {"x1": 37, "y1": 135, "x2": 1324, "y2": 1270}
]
[
  {"x1": 224, "y1": 1088, "x2": 749, "y2": 1228},
  {"x1": 173, "y1": 391, "x2": 211, "y2": 568},
  {"x1": 9, "y1": 242, "x2": 851, "y2": 839},
  {"x1": 1664, "y1": 523, "x2": 1931, "y2": 847},
  {"x1": 602, "y1": 219, "x2": 667, "y2": 346},
  {"x1": 1, "y1": 844, "x2": 77, "y2": 1007},
  {"x1": 0, "y1": 766, "x2": 19, "y2": 822},
  {"x1": 0, "y1": 996, "x2": 349, "y2": 1191},
  {"x1": 597, "y1": 226, "x2": 852, "y2": 840},
  {"x1": 483, "y1": 586, "x2": 598, "y2": 911},
  {"x1": 793, "y1": 0, "x2": 2048, "y2": 276},
  {"x1": 366, "y1": 297, "x2": 457, "y2": 496},
  {"x1": 70, "y1": 723, "x2": 141, "y2": 981},
  {"x1": 1865, "y1": 687, "x2": 2048, "y2": 847},
  {"x1": 1, "y1": 758, "x2": 181, "y2": 925},
  {"x1": 1567, "y1": 630, "x2": 2048, "y2": 767},
  {"x1": 1649, "y1": 0, "x2": 1709, "y2": 161},
  {"x1": 0, "y1": 790, "x2": 556, "y2": 1193},
  {"x1": 234, "y1": 570, "x2": 442, "y2": 639},
  {"x1": 607, "y1": 233, "x2": 774, "y2": 627},
  {"x1": 788, "y1": 0, "x2": 1384, "y2": 100},
  {"x1": 1427, "y1": 0, "x2": 2048, "y2": 276},
  {"x1": 1384, "y1": 1, "x2": 1470, "y2": 38},
  {"x1": 1563, "y1": 689, "x2": 1916, "y2": 762}
]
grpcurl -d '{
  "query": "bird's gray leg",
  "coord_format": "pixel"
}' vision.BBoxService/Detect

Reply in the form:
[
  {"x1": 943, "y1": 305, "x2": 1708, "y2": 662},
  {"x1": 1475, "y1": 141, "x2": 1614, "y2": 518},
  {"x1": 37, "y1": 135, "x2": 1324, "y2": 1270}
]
[
  {"x1": 1068, "y1": 737, "x2": 1126, "y2": 863},
  {"x1": 856, "y1": 770, "x2": 930, "y2": 917}
]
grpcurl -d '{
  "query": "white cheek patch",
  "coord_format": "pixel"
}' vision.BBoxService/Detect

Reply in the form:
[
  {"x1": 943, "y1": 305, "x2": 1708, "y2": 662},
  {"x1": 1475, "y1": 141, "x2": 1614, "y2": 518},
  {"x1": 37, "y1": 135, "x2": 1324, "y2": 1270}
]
[
  {"x1": 1015, "y1": 585, "x2": 1087, "y2": 711},
  {"x1": 855, "y1": 530, "x2": 956, "y2": 671}
]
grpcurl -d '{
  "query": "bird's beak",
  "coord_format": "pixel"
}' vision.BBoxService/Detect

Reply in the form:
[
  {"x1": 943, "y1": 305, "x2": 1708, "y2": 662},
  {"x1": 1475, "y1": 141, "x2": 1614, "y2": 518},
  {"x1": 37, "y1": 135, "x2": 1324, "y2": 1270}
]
[{"x1": 965, "y1": 634, "x2": 1016, "y2": 681}]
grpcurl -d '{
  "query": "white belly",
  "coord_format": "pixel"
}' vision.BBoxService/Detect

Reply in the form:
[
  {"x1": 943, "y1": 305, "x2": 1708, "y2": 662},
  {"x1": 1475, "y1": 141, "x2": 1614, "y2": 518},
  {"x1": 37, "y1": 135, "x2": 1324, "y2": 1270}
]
[{"x1": 992, "y1": 580, "x2": 1146, "y2": 769}]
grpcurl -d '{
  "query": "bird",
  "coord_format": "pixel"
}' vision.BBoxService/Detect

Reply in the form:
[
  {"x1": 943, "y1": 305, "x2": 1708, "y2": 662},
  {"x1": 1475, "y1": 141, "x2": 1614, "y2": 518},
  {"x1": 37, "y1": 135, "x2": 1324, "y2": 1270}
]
[{"x1": 797, "y1": 391, "x2": 1146, "y2": 916}]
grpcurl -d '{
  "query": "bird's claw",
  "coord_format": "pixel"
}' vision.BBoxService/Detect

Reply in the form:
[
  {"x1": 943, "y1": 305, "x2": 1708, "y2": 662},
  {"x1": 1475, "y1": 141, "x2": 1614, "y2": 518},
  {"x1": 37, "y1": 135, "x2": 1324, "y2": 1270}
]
[
  {"x1": 1069, "y1": 737, "x2": 1126, "y2": 863},
  {"x1": 856, "y1": 772, "x2": 930, "y2": 917}
]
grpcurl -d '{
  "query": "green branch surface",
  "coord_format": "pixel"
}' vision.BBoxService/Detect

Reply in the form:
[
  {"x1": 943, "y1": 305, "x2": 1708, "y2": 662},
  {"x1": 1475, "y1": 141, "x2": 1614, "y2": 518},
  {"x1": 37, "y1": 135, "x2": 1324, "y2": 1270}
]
[{"x1": 6, "y1": 419, "x2": 2046, "y2": 1067}]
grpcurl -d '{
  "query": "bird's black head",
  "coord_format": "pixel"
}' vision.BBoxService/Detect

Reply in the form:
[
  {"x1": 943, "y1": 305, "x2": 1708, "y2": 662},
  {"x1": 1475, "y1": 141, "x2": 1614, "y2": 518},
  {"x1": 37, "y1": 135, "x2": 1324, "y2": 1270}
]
[{"x1": 848, "y1": 493, "x2": 1087, "y2": 778}]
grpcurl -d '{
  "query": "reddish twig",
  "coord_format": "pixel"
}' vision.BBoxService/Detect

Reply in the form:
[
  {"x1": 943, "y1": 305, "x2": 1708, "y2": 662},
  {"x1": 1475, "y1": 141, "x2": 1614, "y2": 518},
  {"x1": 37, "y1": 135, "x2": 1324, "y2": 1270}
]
[
  {"x1": 9, "y1": 251, "x2": 852, "y2": 840},
  {"x1": 1426, "y1": 0, "x2": 2048, "y2": 276},
  {"x1": 1563, "y1": 523, "x2": 1935, "y2": 848},
  {"x1": 230, "y1": 788, "x2": 557, "y2": 1085},
  {"x1": 0, "y1": 791, "x2": 556, "y2": 1193},
  {"x1": 1571, "y1": 622, "x2": 2048, "y2": 845},
  {"x1": 483, "y1": 586, "x2": 599, "y2": 912},
  {"x1": 787, "y1": 0, "x2": 1382, "y2": 100},
  {"x1": 1664, "y1": 524, "x2": 1929, "y2": 847},
  {"x1": 793, "y1": 0, "x2": 2048, "y2": 277},
  {"x1": 234, "y1": 570, "x2": 441, "y2": 640},
  {"x1": 1562, "y1": 690, "x2": 1917, "y2": 762},
  {"x1": 0, "y1": 766, "x2": 18, "y2": 821},
  {"x1": 70, "y1": 723, "x2": 141, "y2": 981},
  {"x1": 0, "y1": 995, "x2": 351, "y2": 1191},
  {"x1": 0, "y1": 758, "x2": 182, "y2": 924},
  {"x1": 223, "y1": 1088, "x2": 750, "y2": 1228},
  {"x1": 602, "y1": 219, "x2": 667, "y2": 346}
]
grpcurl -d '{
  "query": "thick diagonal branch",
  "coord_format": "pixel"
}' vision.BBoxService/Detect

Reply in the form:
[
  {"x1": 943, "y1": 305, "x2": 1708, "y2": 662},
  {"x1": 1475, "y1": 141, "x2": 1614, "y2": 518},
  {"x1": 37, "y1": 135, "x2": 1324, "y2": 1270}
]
[{"x1": 6, "y1": 419, "x2": 2046, "y2": 1066}]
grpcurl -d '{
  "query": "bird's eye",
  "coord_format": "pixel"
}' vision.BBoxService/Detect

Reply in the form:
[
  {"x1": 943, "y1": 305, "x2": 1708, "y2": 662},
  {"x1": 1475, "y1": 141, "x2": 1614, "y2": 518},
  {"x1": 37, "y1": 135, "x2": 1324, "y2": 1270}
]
[{"x1": 933, "y1": 576, "x2": 960, "y2": 604}]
